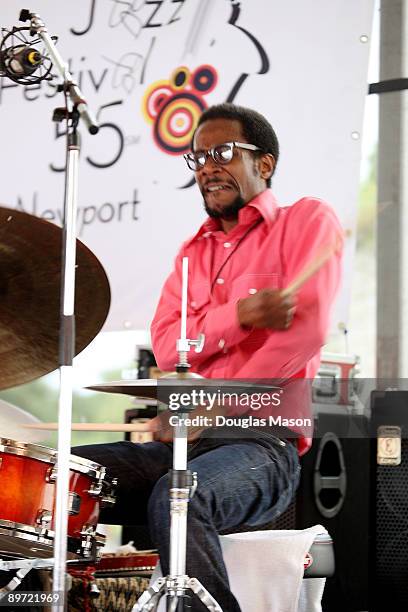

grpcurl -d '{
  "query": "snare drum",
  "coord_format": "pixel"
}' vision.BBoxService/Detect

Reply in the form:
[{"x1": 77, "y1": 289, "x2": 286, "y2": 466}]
[{"x1": 0, "y1": 438, "x2": 116, "y2": 559}]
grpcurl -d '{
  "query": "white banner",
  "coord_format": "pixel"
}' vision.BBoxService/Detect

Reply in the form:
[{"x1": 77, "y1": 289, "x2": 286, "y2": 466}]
[{"x1": 0, "y1": 0, "x2": 374, "y2": 333}]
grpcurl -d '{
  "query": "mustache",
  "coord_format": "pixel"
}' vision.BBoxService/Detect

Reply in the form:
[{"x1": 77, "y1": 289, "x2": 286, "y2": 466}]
[
  {"x1": 203, "y1": 177, "x2": 233, "y2": 188},
  {"x1": 200, "y1": 166, "x2": 240, "y2": 192}
]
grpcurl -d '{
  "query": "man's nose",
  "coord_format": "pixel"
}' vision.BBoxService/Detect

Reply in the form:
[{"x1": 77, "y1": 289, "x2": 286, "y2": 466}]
[{"x1": 198, "y1": 154, "x2": 221, "y2": 174}]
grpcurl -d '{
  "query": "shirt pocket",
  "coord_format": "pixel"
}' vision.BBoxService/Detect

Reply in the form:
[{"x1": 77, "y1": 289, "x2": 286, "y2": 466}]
[
  {"x1": 189, "y1": 282, "x2": 211, "y2": 312},
  {"x1": 230, "y1": 273, "x2": 281, "y2": 301}
]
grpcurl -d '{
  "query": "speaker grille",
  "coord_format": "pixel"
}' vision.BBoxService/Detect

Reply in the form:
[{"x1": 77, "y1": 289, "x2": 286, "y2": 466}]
[{"x1": 376, "y1": 438, "x2": 408, "y2": 605}]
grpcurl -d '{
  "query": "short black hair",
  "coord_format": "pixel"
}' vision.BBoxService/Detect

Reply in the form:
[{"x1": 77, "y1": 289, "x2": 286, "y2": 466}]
[{"x1": 194, "y1": 103, "x2": 279, "y2": 187}]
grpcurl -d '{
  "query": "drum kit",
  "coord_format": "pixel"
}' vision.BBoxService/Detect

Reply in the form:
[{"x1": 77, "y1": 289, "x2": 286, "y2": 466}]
[
  {"x1": 0, "y1": 195, "x2": 333, "y2": 611},
  {"x1": 0, "y1": 203, "x2": 222, "y2": 610},
  {"x1": 0, "y1": 205, "x2": 117, "y2": 595}
]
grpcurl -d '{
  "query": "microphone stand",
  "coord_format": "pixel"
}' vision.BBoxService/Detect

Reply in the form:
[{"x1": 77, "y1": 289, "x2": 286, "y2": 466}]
[
  {"x1": 134, "y1": 258, "x2": 222, "y2": 612},
  {"x1": 18, "y1": 10, "x2": 99, "y2": 611}
]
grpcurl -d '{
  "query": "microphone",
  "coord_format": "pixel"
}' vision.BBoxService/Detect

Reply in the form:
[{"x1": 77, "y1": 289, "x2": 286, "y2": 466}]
[{"x1": 0, "y1": 44, "x2": 43, "y2": 78}]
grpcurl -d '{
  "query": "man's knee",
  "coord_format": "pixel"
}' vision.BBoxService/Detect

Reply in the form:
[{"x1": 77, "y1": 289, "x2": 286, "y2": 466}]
[{"x1": 148, "y1": 474, "x2": 213, "y2": 529}]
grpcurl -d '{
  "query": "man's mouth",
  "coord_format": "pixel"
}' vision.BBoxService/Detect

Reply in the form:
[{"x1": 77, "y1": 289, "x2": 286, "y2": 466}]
[{"x1": 205, "y1": 182, "x2": 232, "y2": 194}]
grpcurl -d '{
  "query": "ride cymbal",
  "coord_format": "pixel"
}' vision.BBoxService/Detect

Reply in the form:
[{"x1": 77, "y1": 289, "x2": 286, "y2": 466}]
[{"x1": 0, "y1": 206, "x2": 110, "y2": 390}]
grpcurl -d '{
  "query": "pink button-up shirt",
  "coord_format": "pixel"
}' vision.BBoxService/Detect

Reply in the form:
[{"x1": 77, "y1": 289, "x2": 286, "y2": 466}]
[{"x1": 151, "y1": 190, "x2": 343, "y2": 453}]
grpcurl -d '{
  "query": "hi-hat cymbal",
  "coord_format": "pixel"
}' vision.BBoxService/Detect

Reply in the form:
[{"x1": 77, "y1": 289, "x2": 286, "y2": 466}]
[
  {"x1": 87, "y1": 379, "x2": 159, "y2": 398},
  {"x1": 86, "y1": 376, "x2": 277, "y2": 399},
  {"x1": 86, "y1": 372, "x2": 205, "y2": 398},
  {"x1": 0, "y1": 398, "x2": 47, "y2": 443},
  {"x1": 0, "y1": 206, "x2": 110, "y2": 390}
]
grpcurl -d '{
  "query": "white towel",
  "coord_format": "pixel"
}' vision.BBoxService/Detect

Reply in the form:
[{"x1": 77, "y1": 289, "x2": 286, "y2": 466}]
[
  {"x1": 133, "y1": 526, "x2": 328, "y2": 612},
  {"x1": 220, "y1": 525, "x2": 327, "y2": 612}
]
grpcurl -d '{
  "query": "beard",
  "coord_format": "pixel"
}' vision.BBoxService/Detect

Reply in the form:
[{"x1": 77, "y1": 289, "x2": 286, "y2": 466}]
[{"x1": 204, "y1": 194, "x2": 246, "y2": 220}]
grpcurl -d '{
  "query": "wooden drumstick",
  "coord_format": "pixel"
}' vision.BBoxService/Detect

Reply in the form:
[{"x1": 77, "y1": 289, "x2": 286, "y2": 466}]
[
  {"x1": 280, "y1": 236, "x2": 342, "y2": 298},
  {"x1": 24, "y1": 422, "x2": 152, "y2": 432}
]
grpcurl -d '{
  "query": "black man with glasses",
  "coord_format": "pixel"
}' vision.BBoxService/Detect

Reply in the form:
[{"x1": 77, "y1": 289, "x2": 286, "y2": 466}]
[{"x1": 73, "y1": 103, "x2": 343, "y2": 612}]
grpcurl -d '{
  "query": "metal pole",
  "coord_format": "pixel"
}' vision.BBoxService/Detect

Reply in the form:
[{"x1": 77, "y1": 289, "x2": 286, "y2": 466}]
[
  {"x1": 19, "y1": 13, "x2": 99, "y2": 607},
  {"x1": 377, "y1": 0, "x2": 408, "y2": 378},
  {"x1": 52, "y1": 132, "x2": 80, "y2": 611}
]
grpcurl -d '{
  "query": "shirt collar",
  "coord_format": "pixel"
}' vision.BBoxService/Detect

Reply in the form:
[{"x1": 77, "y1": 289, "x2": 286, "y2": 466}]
[{"x1": 187, "y1": 189, "x2": 279, "y2": 245}]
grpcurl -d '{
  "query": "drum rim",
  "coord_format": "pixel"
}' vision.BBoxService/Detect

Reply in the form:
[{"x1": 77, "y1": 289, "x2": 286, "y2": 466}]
[
  {"x1": 0, "y1": 438, "x2": 57, "y2": 463},
  {"x1": 0, "y1": 519, "x2": 54, "y2": 539},
  {"x1": 0, "y1": 520, "x2": 105, "y2": 558},
  {"x1": 0, "y1": 520, "x2": 107, "y2": 544},
  {"x1": 0, "y1": 438, "x2": 106, "y2": 478},
  {"x1": 69, "y1": 454, "x2": 106, "y2": 479}
]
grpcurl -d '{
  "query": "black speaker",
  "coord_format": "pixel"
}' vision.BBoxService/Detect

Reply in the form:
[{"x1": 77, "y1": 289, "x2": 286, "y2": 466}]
[
  {"x1": 369, "y1": 390, "x2": 408, "y2": 611},
  {"x1": 270, "y1": 393, "x2": 408, "y2": 612},
  {"x1": 295, "y1": 410, "x2": 371, "y2": 612}
]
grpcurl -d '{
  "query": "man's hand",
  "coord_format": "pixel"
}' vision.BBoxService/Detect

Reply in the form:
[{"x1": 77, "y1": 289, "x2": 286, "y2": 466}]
[{"x1": 237, "y1": 289, "x2": 296, "y2": 330}]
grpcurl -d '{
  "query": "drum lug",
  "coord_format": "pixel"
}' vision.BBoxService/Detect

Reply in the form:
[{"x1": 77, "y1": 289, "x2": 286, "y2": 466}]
[
  {"x1": 101, "y1": 477, "x2": 118, "y2": 507},
  {"x1": 36, "y1": 509, "x2": 52, "y2": 527},
  {"x1": 46, "y1": 466, "x2": 57, "y2": 482},
  {"x1": 68, "y1": 492, "x2": 81, "y2": 516},
  {"x1": 79, "y1": 525, "x2": 97, "y2": 558},
  {"x1": 79, "y1": 525, "x2": 105, "y2": 559},
  {"x1": 87, "y1": 481, "x2": 103, "y2": 497}
]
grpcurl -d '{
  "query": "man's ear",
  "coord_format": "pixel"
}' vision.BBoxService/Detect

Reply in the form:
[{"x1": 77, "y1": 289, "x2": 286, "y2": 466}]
[{"x1": 260, "y1": 153, "x2": 275, "y2": 181}]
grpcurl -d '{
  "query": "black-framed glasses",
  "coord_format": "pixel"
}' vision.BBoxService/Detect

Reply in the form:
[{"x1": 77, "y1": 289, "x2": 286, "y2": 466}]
[{"x1": 183, "y1": 141, "x2": 263, "y2": 171}]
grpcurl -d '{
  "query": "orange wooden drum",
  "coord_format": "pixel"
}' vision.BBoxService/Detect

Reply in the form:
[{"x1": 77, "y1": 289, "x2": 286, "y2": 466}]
[{"x1": 0, "y1": 438, "x2": 115, "y2": 559}]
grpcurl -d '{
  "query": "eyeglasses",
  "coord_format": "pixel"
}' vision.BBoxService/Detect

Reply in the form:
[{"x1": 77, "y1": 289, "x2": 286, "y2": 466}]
[{"x1": 183, "y1": 141, "x2": 263, "y2": 171}]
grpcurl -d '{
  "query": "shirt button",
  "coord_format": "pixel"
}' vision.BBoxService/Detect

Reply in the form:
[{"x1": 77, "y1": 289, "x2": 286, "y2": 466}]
[
  {"x1": 223, "y1": 242, "x2": 232, "y2": 248},
  {"x1": 218, "y1": 339, "x2": 226, "y2": 349},
  {"x1": 248, "y1": 288, "x2": 257, "y2": 295},
  {"x1": 216, "y1": 278, "x2": 224, "y2": 285},
  {"x1": 191, "y1": 301, "x2": 197, "y2": 308}
]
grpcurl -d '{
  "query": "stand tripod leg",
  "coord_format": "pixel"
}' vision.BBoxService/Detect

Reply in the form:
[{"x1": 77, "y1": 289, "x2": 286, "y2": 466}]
[
  {"x1": 133, "y1": 575, "x2": 223, "y2": 612},
  {"x1": 187, "y1": 578, "x2": 223, "y2": 612},
  {"x1": 133, "y1": 576, "x2": 166, "y2": 611}
]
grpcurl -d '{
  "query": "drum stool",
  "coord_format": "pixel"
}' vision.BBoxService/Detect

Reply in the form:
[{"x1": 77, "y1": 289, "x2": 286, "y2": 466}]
[
  {"x1": 218, "y1": 529, "x2": 335, "y2": 612},
  {"x1": 142, "y1": 530, "x2": 335, "y2": 612},
  {"x1": 303, "y1": 533, "x2": 335, "y2": 578}
]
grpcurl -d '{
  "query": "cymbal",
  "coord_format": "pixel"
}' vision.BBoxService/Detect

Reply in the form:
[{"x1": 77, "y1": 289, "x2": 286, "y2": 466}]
[
  {"x1": 86, "y1": 372, "x2": 205, "y2": 398},
  {"x1": 0, "y1": 206, "x2": 110, "y2": 390},
  {"x1": 86, "y1": 376, "x2": 278, "y2": 399},
  {"x1": 0, "y1": 398, "x2": 47, "y2": 443},
  {"x1": 87, "y1": 379, "x2": 160, "y2": 398}
]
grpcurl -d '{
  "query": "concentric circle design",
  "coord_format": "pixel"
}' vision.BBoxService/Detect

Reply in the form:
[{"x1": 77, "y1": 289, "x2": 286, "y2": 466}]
[
  {"x1": 192, "y1": 65, "x2": 217, "y2": 94},
  {"x1": 142, "y1": 64, "x2": 218, "y2": 155},
  {"x1": 170, "y1": 66, "x2": 191, "y2": 89},
  {"x1": 154, "y1": 93, "x2": 206, "y2": 155},
  {"x1": 142, "y1": 80, "x2": 173, "y2": 123}
]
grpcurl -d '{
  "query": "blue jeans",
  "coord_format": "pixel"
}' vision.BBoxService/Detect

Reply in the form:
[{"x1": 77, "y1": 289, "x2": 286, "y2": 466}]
[{"x1": 72, "y1": 428, "x2": 300, "y2": 611}]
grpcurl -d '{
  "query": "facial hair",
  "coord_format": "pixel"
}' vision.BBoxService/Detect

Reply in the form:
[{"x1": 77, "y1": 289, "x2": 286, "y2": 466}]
[{"x1": 204, "y1": 194, "x2": 246, "y2": 220}]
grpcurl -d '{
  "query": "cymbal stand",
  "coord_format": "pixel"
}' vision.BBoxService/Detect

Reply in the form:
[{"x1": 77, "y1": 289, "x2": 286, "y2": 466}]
[
  {"x1": 134, "y1": 257, "x2": 222, "y2": 611},
  {"x1": 18, "y1": 9, "x2": 99, "y2": 611}
]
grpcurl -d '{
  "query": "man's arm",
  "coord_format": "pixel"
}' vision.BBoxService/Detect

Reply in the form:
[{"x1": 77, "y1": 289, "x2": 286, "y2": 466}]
[
  {"x1": 231, "y1": 199, "x2": 343, "y2": 381},
  {"x1": 151, "y1": 249, "x2": 295, "y2": 371},
  {"x1": 151, "y1": 199, "x2": 341, "y2": 373}
]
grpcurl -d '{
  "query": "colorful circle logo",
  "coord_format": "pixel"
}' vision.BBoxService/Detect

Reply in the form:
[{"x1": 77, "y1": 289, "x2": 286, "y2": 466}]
[{"x1": 142, "y1": 65, "x2": 218, "y2": 155}]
